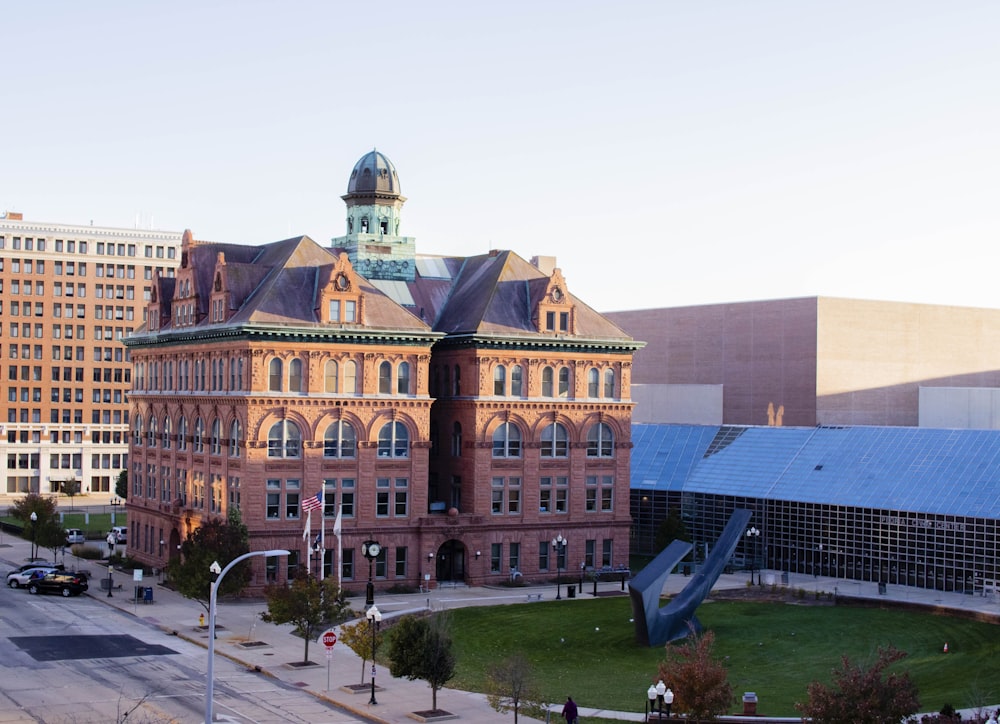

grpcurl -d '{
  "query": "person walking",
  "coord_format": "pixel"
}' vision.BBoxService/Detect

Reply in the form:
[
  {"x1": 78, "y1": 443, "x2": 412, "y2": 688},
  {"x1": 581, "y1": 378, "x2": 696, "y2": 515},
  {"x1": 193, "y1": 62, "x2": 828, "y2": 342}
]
[
  {"x1": 561, "y1": 696, "x2": 578, "y2": 724},
  {"x1": 106, "y1": 531, "x2": 116, "y2": 556}
]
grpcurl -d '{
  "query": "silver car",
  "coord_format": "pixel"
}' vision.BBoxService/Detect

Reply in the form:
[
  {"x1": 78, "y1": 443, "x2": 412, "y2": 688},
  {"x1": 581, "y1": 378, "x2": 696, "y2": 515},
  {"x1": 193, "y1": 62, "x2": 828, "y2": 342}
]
[{"x1": 7, "y1": 566, "x2": 58, "y2": 589}]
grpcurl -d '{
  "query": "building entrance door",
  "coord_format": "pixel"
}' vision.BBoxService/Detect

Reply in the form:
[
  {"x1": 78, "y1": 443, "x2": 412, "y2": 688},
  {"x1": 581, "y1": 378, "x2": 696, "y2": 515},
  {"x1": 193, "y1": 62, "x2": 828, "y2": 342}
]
[{"x1": 435, "y1": 540, "x2": 466, "y2": 582}]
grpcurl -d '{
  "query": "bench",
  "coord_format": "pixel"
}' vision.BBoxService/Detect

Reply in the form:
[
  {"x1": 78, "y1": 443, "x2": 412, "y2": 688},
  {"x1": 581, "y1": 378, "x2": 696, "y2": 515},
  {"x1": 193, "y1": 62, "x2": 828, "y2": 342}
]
[{"x1": 526, "y1": 593, "x2": 543, "y2": 601}]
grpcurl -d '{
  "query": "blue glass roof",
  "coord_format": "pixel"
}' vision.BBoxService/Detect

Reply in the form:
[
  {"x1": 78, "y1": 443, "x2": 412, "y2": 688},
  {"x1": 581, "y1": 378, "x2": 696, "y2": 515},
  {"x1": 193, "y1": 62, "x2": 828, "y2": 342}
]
[{"x1": 631, "y1": 424, "x2": 1000, "y2": 518}]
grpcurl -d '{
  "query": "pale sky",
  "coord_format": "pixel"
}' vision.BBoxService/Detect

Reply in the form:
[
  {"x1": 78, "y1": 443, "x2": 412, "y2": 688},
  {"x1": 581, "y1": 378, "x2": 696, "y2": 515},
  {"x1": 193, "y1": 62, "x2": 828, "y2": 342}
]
[{"x1": 4, "y1": 1, "x2": 998, "y2": 313}]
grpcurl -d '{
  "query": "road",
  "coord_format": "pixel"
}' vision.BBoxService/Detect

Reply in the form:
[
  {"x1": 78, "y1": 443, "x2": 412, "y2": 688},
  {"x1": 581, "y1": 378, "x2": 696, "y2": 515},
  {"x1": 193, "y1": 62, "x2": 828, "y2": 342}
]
[{"x1": 0, "y1": 577, "x2": 362, "y2": 723}]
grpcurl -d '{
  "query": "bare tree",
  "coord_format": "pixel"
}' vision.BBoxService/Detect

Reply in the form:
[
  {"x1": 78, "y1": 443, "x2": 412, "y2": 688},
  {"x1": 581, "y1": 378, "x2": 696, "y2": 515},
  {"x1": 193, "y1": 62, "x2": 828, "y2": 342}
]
[{"x1": 485, "y1": 653, "x2": 548, "y2": 724}]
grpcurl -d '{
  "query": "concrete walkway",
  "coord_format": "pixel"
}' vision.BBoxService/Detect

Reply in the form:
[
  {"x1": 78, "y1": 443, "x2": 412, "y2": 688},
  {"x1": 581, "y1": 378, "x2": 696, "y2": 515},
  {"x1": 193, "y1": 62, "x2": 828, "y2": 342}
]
[{"x1": 3, "y1": 527, "x2": 999, "y2": 723}]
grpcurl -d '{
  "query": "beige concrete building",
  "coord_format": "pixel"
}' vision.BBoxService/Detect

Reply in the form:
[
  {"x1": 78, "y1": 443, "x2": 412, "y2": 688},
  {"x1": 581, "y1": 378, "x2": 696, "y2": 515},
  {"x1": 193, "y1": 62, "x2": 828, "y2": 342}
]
[
  {"x1": 607, "y1": 297, "x2": 1000, "y2": 428},
  {"x1": 0, "y1": 212, "x2": 181, "y2": 498}
]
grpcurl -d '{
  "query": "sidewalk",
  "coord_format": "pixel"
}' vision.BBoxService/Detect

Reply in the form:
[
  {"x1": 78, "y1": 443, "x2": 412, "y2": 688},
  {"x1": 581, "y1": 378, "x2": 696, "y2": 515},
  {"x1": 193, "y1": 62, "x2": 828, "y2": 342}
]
[{"x1": 3, "y1": 528, "x2": 999, "y2": 723}]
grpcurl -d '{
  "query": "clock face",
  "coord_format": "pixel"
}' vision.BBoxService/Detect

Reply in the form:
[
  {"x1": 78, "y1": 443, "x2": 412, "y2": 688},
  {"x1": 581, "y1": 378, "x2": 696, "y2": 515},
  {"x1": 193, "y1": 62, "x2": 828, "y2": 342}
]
[
  {"x1": 368, "y1": 543, "x2": 381, "y2": 557},
  {"x1": 552, "y1": 287, "x2": 562, "y2": 302}
]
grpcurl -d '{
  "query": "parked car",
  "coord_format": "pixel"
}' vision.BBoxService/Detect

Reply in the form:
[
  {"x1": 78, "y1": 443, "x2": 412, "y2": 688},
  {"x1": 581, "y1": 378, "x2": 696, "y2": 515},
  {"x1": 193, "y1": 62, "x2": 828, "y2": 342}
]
[
  {"x1": 110, "y1": 526, "x2": 127, "y2": 543},
  {"x1": 27, "y1": 571, "x2": 89, "y2": 597},
  {"x1": 65, "y1": 529, "x2": 86, "y2": 545},
  {"x1": 9, "y1": 562, "x2": 64, "y2": 575},
  {"x1": 7, "y1": 566, "x2": 58, "y2": 589}
]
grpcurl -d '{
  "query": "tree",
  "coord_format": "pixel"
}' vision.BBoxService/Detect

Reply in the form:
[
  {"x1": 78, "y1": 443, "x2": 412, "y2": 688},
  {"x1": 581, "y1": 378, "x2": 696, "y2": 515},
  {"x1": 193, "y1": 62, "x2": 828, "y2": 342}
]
[
  {"x1": 655, "y1": 627, "x2": 734, "y2": 721},
  {"x1": 389, "y1": 613, "x2": 456, "y2": 712},
  {"x1": 340, "y1": 617, "x2": 383, "y2": 684},
  {"x1": 655, "y1": 510, "x2": 690, "y2": 555},
  {"x1": 115, "y1": 470, "x2": 128, "y2": 500},
  {"x1": 796, "y1": 645, "x2": 920, "y2": 724},
  {"x1": 485, "y1": 653, "x2": 548, "y2": 724},
  {"x1": 9, "y1": 493, "x2": 59, "y2": 561},
  {"x1": 62, "y1": 478, "x2": 81, "y2": 509},
  {"x1": 166, "y1": 509, "x2": 250, "y2": 612},
  {"x1": 260, "y1": 571, "x2": 350, "y2": 663}
]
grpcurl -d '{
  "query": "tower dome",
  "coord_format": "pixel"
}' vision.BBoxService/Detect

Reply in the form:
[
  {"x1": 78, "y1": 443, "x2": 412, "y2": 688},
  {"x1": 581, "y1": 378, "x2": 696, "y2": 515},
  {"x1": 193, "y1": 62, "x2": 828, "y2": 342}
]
[{"x1": 346, "y1": 149, "x2": 402, "y2": 197}]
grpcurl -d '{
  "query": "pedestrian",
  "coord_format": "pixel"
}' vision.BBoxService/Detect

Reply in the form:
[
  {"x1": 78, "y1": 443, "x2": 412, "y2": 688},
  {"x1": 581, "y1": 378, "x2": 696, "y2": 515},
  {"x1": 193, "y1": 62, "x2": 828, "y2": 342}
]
[
  {"x1": 106, "y1": 531, "x2": 116, "y2": 555},
  {"x1": 562, "y1": 696, "x2": 578, "y2": 724}
]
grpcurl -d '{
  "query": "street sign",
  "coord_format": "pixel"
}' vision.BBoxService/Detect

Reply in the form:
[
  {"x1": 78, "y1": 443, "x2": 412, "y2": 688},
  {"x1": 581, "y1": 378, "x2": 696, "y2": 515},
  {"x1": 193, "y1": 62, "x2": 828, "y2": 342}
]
[{"x1": 321, "y1": 629, "x2": 337, "y2": 649}]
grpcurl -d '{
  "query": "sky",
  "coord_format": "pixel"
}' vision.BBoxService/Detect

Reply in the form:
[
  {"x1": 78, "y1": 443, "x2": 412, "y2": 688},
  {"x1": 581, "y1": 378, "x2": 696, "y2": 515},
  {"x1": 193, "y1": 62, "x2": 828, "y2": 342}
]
[{"x1": 3, "y1": 1, "x2": 998, "y2": 313}]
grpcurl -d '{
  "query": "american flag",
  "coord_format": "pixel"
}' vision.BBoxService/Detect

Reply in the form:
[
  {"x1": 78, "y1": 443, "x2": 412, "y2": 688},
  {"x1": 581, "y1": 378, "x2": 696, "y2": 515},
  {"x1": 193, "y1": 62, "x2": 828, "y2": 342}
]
[{"x1": 301, "y1": 492, "x2": 323, "y2": 513}]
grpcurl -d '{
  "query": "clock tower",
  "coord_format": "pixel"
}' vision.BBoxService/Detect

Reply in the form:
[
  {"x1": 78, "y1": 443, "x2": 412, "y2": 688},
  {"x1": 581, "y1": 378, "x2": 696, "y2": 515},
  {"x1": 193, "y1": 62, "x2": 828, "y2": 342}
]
[{"x1": 331, "y1": 149, "x2": 416, "y2": 283}]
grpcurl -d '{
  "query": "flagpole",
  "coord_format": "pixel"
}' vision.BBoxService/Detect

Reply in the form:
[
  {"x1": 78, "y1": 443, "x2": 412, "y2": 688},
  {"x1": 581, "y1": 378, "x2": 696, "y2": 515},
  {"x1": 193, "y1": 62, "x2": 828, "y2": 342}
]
[
  {"x1": 303, "y1": 508, "x2": 311, "y2": 572},
  {"x1": 318, "y1": 488, "x2": 325, "y2": 581},
  {"x1": 334, "y1": 504, "x2": 343, "y2": 590}
]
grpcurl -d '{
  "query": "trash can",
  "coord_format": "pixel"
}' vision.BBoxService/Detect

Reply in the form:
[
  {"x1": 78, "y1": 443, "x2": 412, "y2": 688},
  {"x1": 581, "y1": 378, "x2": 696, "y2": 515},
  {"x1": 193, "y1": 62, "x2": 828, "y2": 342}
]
[
  {"x1": 878, "y1": 582, "x2": 887, "y2": 595},
  {"x1": 567, "y1": 585, "x2": 576, "y2": 598},
  {"x1": 743, "y1": 692, "x2": 758, "y2": 715},
  {"x1": 134, "y1": 586, "x2": 144, "y2": 602}
]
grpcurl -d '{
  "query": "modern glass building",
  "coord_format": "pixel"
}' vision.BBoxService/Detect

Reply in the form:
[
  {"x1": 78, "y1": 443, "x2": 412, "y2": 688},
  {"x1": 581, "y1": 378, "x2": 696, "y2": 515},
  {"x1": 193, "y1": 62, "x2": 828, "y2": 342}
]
[{"x1": 630, "y1": 424, "x2": 1000, "y2": 594}]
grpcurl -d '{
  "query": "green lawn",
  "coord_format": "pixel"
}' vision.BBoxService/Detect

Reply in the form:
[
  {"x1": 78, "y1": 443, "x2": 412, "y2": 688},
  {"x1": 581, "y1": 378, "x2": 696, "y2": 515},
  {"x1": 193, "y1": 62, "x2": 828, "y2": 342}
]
[
  {"x1": 447, "y1": 596, "x2": 1000, "y2": 717},
  {"x1": 1, "y1": 512, "x2": 124, "y2": 540}
]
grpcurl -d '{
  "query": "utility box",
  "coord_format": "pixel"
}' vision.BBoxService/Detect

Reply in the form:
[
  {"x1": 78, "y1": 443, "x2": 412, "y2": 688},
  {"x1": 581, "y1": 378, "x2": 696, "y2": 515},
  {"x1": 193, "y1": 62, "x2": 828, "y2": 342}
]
[{"x1": 743, "y1": 692, "x2": 758, "y2": 715}]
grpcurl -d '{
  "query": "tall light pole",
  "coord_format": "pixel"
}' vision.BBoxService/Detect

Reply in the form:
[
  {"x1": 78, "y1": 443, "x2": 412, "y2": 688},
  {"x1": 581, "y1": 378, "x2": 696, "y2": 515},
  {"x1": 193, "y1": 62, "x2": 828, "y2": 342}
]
[
  {"x1": 367, "y1": 604, "x2": 382, "y2": 705},
  {"x1": 205, "y1": 549, "x2": 288, "y2": 724},
  {"x1": 746, "y1": 526, "x2": 760, "y2": 585},
  {"x1": 361, "y1": 539, "x2": 381, "y2": 606},
  {"x1": 551, "y1": 534, "x2": 566, "y2": 600},
  {"x1": 29, "y1": 511, "x2": 37, "y2": 560}
]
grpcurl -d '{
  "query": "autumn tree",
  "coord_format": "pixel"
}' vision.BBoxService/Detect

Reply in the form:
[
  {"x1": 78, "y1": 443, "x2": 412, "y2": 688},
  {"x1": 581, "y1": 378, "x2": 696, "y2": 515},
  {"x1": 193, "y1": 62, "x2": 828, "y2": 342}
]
[
  {"x1": 389, "y1": 613, "x2": 456, "y2": 712},
  {"x1": 340, "y1": 617, "x2": 383, "y2": 684},
  {"x1": 796, "y1": 645, "x2": 920, "y2": 724},
  {"x1": 260, "y1": 571, "x2": 350, "y2": 663},
  {"x1": 166, "y1": 509, "x2": 250, "y2": 612},
  {"x1": 655, "y1": 626, "x2": 734, "y2": 721},
  {"x1": 485, "y1": 653, "x2": 548, "y2": 724}
]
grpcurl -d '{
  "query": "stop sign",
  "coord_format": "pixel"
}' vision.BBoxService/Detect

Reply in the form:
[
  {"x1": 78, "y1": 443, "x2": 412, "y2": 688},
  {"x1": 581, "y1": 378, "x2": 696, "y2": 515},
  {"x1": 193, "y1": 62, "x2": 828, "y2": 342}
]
[{"x1": 322, "y1": 630, "x2": 337, "y2": 649}]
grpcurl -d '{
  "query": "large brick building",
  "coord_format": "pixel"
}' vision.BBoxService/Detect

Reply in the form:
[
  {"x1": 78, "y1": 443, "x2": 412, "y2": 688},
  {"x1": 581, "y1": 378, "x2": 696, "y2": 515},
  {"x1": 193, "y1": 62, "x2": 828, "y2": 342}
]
[
  {"x1": 0, "y1": 213, "x2": 181, "y2": 498},
  {"x1": 124, "y1": 151, "x2": 642, "y2": 590}
]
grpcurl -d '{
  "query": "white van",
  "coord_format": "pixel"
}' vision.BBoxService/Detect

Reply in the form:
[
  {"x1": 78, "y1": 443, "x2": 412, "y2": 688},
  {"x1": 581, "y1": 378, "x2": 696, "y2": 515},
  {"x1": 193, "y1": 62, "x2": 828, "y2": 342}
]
[
  {"x1": 110, "y1": 526, "x2": 127, "y2": 543},
  {"x1": 65, "y1": 529, "x2": 86, "y2": 545}
]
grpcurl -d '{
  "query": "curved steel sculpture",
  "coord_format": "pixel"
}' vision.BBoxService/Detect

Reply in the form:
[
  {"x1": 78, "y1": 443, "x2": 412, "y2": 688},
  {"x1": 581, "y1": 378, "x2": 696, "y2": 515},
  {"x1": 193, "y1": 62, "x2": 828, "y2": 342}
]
[{"x1": 629, "y1": 509, "x2": 753, "y2": 646}]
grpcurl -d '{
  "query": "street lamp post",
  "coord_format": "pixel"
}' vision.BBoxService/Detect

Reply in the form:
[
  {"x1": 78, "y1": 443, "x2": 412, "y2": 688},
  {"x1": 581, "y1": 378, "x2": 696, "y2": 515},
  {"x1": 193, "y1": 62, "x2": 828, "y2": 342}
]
[
  {"x1": 646, "y1": 680, "x2": 673, "y2": 722},
  {"x1": 361, "y1": 539, "x2": 381, "y2": 607},
  {"x1": 367, "y1": 604, "x2": 382, "y2": 705},
  {"x1": 551, "y1": 534, "x2": 566, "y2": 600},
  {"x1": 29, "y1": 512, "x2": 37, "y2": 561},
  {"x1": 746, "y1": 526, "x2": 760, "y2": 585},
  {"x1": 205, "y1": 549, "x2": 289, "y2": 724}
]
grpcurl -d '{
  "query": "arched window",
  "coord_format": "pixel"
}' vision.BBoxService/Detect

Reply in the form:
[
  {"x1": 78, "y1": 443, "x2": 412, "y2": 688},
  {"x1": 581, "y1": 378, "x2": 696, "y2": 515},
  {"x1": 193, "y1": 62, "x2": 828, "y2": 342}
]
[
  {"x1": 229, "y1": 357, "x2": 236, "y2": 391},
  {"x1": 324, "y1": 420, "x2": 357, "y2": 458},
  {"x1": 268, "y1": 358, "x2": 282, "y2": 391},
  {"x1": 587, "y1": 422, "x2": 614, "y2": 457},
  {"x1": 177, "y1": 416, "x2": 188, "y2": 451},
  {"x1": 540, "y1": 421, "x2": 568, "y2": 458},
  {"x1": 588, "y1": 368, "x2": 600, "y2": 398},
  {"x1": 494, "y1": 365, "x2": 506, "y2": 396},
  {"x1": 268, "y1": 420, "x2": 302, "y2": 458},
  {"x1": 604, "y1": 369, "x2": 615, "y2": 398},
  {"x1": 148, "y1": 416, "x2": 157, "y2": 447},
  {"x1": 289, "y1": 358, "x2": 303, "y2": 392},
  {"x1": 542, "y1": 367, "x2": 554, "y2": 397},
  {"x1": 378, "y1": 421, "x2": 409, "y2": 458},
  {"x1": 511, "y1": 365, "x2": 523, "y2": 397},
  {"x1": 397, "y1": 361, "x2": 410, "y2": 395},
  {"x1": 344, "y1": 360, "x2": 358, "y2": 394},
  {"x1": 451, "y1": 422, "x2": 462, "y2": 457},
  {"x1": 229, "y1": 419, "x2": 241, "y2": 457},
  {"x1": 558, "y1": 366, "x2": 570, "y2": 398},
  {"x1": 378, "y1": 361, "x2": 392, "y2": 394},
  {"x1": 492, "y1": 422, "x2": 521, "y2": 458},
  {"x1": 133, "y1": 415, "x2": 144, "y2": 446},
  {"x1": 210, "y1": 418, "x2": 222, "y2": 455},
  {"x1": 162, "y1": 416, "x2": 172, "y2": 449},
  {"x1": 237, "y1": 357, "x2": 244, "y2": 390},
  {"x1": 324, "y1": 360, "x2": 338, "y2": 393},
  {"x1": 194, "y1": 417, "x2": 204, "y2": 453}
]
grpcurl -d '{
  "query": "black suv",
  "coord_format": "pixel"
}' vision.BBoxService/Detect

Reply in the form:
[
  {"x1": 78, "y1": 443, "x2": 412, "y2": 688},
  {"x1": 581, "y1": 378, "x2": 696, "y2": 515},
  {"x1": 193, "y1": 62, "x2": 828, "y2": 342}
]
[{"x1": 27, "y1": 571, "x2": 89, "y2": 597}]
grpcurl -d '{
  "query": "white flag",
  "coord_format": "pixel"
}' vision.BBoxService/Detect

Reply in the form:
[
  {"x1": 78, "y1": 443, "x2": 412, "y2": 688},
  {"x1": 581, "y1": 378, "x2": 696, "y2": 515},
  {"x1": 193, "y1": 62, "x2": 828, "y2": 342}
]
[
  {"x1": 332, "y1": 505, "x2": 342, "y2": 537},
  {"x1": 302, "y1": 509, "x2": 311, "y2": 541}
]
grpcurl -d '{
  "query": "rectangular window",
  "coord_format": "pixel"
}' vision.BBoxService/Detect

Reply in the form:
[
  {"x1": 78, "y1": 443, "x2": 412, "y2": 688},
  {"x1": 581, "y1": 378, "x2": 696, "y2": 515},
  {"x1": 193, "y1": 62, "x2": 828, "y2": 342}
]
[
  {"x1": 490, "y1": 542, "x2": 502, "y2": 574},
  {"x1": 539, "y1": 541, "x2": 550, "y2": 571},
  {"x1": 285, "y1": 478, "x2": 300, "y2": 519},
  {"x1": 602, "y1": 539, "x2": 613, "y2": 567},
  {"x1": 395, "y1": 546, "x2": 407, "y2": 578},
  {"x1": 491, "y1": 477, "x2": 504, "y2": 514},
  {"x1": 376, "y1": 478, "x2": 390, "y2": 517},
  {"x1": 540, "y1": 477, "x2": 552, "y2": 514},
  {"x1": 585, "y1": 539, "x2": 596, "y2": 568},
  {"x1": 266, "y1": 479, "x2": 280, "y2": 519},
  {"x1": 509, "y1": 542, "x2": 520, "y2": 575},
  {"x1": 341, "y1": 549, "x2": 354, "y2": 581},
  {"x1": 394, "y1": 478, "x2": 408, "y2": 516}
]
